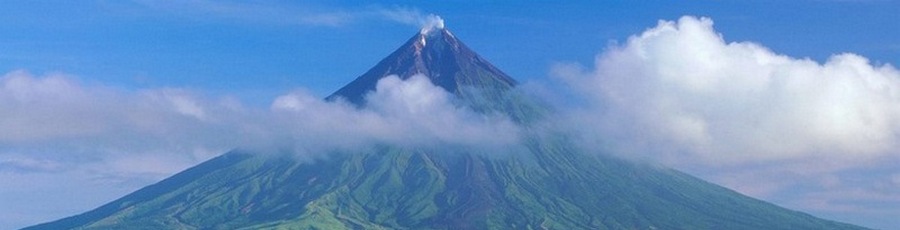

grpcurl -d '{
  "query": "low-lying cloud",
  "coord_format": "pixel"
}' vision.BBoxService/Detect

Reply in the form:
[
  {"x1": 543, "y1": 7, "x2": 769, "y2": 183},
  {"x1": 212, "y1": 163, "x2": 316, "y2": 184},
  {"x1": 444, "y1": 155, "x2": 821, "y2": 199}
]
[
  {"x1": 269, "y1": 74, "x2": 521, "y2": 156},
  {"x1": 0, "y1": 71, "x2": 521, "y2": 177},
  {"x1": 0, "y1": 71, "x2": 237, "y2": 151},
  {"x1": 0, "y1": 67, "x2": 523, "y2": 228}
]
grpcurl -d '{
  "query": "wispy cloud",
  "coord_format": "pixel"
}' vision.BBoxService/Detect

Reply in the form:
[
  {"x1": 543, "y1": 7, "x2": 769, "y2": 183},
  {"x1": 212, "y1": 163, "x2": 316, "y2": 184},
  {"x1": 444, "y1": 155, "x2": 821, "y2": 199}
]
[
  {"x1": 374, "y1": 7, "x2": 444, "y2": 33},
  {"x1": 129, "y1": 2, "x2": 445, "y2": 29},
  {"x1": 131, "y1": 0, "x2": 356, "y2": 26}
]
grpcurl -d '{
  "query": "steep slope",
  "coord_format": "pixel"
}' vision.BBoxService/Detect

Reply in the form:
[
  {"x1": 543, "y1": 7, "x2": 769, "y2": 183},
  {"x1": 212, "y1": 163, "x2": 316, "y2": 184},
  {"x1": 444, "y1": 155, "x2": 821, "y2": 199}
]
[
  {"x1": 327, "y1": 27, "x2": 543, "y2": 125},
  {"x1": 25, "y1": 27, "x2": 868, "y2": 230},
  {"x1": 327, "y1": 28, "x2": 516, "y2": 105}
]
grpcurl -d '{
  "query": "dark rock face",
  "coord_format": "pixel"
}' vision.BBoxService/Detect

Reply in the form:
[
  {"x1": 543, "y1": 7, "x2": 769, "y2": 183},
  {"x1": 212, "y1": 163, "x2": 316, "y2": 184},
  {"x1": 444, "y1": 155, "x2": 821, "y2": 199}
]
[{"x1": 327, "y1": 28, "x2": 516, "y2": 106}]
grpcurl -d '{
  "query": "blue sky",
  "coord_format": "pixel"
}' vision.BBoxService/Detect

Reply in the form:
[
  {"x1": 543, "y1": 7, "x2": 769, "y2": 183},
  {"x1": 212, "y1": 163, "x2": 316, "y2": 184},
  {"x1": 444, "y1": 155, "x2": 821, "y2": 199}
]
[
  {"x1": 4, "y1": 1, "x2": 897, "y2": 101},
  {"x1": 2, "y1": 1, "x2": 900, "y2": 229}
]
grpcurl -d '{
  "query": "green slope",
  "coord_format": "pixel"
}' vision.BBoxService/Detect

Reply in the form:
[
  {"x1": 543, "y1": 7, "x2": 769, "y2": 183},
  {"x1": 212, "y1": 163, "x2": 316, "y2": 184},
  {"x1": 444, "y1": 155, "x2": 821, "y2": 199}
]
[{"x1": 25, "y1": 134, "x2": 867, "y2": 229}]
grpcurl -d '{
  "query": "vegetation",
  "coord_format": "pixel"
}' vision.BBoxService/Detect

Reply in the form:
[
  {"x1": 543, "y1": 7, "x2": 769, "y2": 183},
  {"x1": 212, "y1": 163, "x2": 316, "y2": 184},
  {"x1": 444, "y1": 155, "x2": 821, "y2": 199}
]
[{"x1": 26, "y1": 136, "x2": 867, "y2": 229}]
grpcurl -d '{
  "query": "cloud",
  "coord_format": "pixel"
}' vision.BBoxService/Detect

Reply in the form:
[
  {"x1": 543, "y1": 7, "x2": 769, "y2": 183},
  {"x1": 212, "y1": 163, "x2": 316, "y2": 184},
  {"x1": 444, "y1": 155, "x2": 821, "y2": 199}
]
[
  {"x1": 130, "y1": 2, "x2": 446, "y2": 30},
  {"x1": 132, "y1": 1, "x2": 355, "y2": 26},
  {"x1": 0, "y1": 70, "x2": 246, "y2": 184},
  {"x1": 551, "y1": 16, "x2": 900, "y2": 227},
  {"x1": 270, "y1": 74, "x2": 521, "y2": 156},
  {"x1": 0, "y1": 71, "x2": 224, "y2": 146},
  {"x1": 375, "y1": 7, "x2": 444, "y2": 33},
  {"x1": 557, "y1": 16, "x2": 900, "y2": 166},
  {"x1": 0, "y1": 70, "x2": 520, "y2": 175},
  {"x1": 0, "y1": 70, "x2": 522, "y2": 228}
]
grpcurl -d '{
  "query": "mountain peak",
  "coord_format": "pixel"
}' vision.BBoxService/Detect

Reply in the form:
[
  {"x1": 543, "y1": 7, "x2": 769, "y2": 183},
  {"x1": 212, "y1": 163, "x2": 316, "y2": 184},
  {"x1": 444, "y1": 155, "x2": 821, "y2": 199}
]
[
  {"x1": 415, "y1": 27, "x2": 450, "y2": 48},
  {"x1": 327, "y1": 25, "x2": 517, "y2": 106},
  {"x1": 418, "y1": 15, "x2": 445, "y2": 35}
]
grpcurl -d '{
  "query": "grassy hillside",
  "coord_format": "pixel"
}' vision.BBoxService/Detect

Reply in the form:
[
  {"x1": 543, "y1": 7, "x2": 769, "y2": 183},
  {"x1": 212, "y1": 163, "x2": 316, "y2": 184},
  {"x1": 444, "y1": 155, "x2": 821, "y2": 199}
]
[{"x1": 26, "y1": 134, "x2": 867, "y2": 229}]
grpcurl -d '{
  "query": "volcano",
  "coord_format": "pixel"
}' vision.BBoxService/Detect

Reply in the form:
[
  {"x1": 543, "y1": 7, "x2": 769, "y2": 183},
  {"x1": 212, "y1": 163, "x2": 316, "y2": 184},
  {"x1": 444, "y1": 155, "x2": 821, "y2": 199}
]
[{"x1": 25, "y1": 25, "x2": 867, "y2": 230}]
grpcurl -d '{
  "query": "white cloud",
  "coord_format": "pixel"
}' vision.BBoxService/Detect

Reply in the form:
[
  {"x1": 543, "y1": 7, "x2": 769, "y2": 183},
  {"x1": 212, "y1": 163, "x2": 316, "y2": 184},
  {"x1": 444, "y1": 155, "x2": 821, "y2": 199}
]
[
  {"x1": 375, "y1": 7, "x2": 444, "y2": 33},
  {"x1": 0, "y1": 70, "x2": 520, "y2": 176},
  {"x1": 130, "y1": 2, "x2": 446, "y2": 30},
  {"x1": 270, "y1": 74, "x2": 521, "y2": 156},
  {"x1": 552, "y1": 16, "x2": 900, "y2": 227},
  {"x1": 132, "y1": 0, "x2": 355, "y2": 27},
  {"x1": 558, "y1": 16, "x2": 900, "y2": 166}
]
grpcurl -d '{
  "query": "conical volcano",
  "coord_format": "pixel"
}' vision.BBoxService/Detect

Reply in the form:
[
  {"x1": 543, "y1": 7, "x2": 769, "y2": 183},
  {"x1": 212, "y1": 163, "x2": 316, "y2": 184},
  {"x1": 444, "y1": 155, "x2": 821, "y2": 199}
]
[
  {"x1": 327, "y1": 27, "x2": 516, "y2": 105},
  {"x1": 25, "y1": 27, "x2": 868, "y2": 230}
]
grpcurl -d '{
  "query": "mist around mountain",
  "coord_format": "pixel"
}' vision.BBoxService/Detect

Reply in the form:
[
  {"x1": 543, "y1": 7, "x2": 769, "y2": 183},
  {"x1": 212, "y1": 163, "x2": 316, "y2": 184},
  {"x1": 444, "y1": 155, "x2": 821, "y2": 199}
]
[{"x1": 24, "y1": 19, "x2": 870, "y2": 230}]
